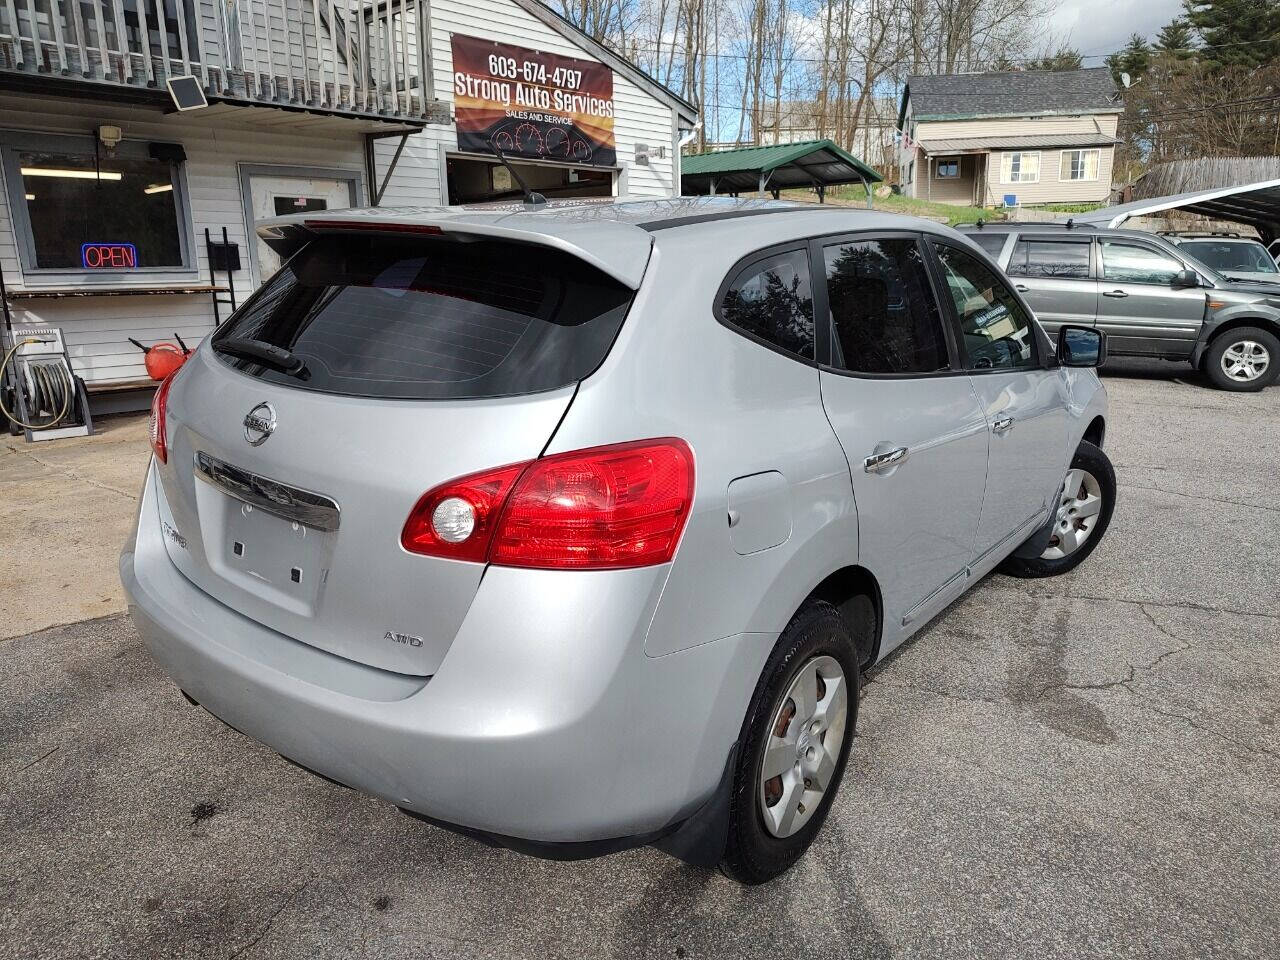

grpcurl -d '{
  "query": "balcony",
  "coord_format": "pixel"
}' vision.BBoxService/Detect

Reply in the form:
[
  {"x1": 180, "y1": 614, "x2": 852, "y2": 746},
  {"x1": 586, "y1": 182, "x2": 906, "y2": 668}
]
[{"x1": 0, "y1": 0, "x2": 446, "y2": 124}]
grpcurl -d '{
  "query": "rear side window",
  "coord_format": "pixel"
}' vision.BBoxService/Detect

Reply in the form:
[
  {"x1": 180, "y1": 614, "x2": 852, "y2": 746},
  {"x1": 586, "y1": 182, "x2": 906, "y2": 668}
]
[
  {"x1": 823, "y1": 237, "x2": 949, "y2": 375},
  {"x1": 1009, "y1": 238, "x2": 1091, "y2": 279},
  {"x1": 212, "y1": 234, "x2": 633, "y2": 399},
  {"x1": 719, "y1": 249, "x2": 815, "y2": 361},
  {"x1": 967, "y1": 233, "x2": 1008, "y2": 258}
]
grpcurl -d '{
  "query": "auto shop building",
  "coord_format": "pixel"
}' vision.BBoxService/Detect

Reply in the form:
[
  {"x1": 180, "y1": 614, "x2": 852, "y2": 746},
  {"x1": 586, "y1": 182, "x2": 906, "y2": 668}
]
[{"x1": 0, "y1": 0, "x2": 696, "y2": 409}]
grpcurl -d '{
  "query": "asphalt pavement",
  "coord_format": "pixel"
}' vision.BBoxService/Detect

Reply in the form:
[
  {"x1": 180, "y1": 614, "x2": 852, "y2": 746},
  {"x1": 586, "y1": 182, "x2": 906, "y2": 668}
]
[{"x1": 2, "y1": 359, "x2": 1277, "y2": 959}]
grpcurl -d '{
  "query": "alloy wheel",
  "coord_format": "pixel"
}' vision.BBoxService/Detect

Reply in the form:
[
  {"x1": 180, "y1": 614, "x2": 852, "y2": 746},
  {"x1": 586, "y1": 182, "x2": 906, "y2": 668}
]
[
  {"x1": 758, "y1": 655, "x2": 849, "y2": 839},
  {"x1": 1220, "y1": 339, "x2": 1271, "y2": 383},
  {"x1": 1041, "y1": 468, "x2": 1104, "y2": 560}
]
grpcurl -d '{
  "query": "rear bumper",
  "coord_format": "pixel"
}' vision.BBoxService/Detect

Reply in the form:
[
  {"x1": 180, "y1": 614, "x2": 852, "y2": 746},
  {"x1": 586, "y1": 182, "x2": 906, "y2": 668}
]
[{"x1": 122, "y1": 461, "x2": 772, "y2": 845}]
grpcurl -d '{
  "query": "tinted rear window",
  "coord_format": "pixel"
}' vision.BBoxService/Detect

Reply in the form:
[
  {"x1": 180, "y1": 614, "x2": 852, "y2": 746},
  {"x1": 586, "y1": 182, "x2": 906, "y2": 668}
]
[
  {"x1": 1008, "y1": 238, "x2": 1091, "y2": 279},
  {"x1": 212, "y1": 234, "x2": 633, "y2": 399},
  {"x1": 966, "y1": 233, "x2": 1008, "y2": 258}
]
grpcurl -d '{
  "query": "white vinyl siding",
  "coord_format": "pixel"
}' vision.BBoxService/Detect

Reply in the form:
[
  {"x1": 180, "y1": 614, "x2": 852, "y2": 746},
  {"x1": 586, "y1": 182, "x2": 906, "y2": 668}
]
[
  {"x1": 0, "y1": 95, "x2": 366, "y2": 386},
  {"x1": 1060, "y1": 149, "x2": 1100, "y2": 181},
  {"x1": 1000, "y1": 151, "x2": 1040, "y2": 184}
]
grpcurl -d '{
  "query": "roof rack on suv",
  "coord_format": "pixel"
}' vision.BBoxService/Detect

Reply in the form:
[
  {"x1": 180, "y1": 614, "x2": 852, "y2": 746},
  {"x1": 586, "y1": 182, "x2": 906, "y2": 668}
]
[
  {"x1": 1157, "y1": 230, "x2": 1245, "y2": 239},
  {"x1": 961, "y1": 219, "x2": 1096, "y2": 230}
]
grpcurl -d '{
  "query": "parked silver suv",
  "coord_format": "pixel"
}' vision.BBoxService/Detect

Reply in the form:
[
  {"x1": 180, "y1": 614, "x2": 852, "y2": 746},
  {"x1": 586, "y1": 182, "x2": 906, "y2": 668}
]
[
  {"x1": 960, "y1": 222, "x2": 1280, "y2": 391},
  {"x1": 122, "y1": 198, "x2": 1112, "y2": 883}
]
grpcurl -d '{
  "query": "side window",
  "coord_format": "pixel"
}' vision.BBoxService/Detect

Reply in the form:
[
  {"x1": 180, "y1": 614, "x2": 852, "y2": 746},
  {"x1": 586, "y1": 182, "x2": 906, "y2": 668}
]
[
  {"x1": 967, "y1": 233, "x2": 1008, "y2": 259},
  {"x1": 933, "y1": 242, "x2": 1037, "y2": 370},
  {"x1": 823, "y1": 237, "x2": 950, "y2": 375},
  {"x1": 719, "y1": 249, "x2": 814, "y2": 361},
  {"x1": 1008, "y1": 239, "x2": 1091, "y2": 279},
  {"x1": 1100, "y1": 241, "x2": 1182, "y2": 285}
]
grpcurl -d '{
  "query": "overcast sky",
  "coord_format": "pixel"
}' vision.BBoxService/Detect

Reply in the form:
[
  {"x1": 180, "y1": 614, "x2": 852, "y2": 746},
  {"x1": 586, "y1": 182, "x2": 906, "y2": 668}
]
[{"x1": 1051, "y1": 0, "x2": 1186, "y2": 60}]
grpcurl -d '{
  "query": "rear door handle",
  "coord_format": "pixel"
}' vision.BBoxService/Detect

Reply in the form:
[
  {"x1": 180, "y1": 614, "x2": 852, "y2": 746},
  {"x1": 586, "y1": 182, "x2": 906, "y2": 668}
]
[
  {"x1": 1102, "y1": 289, "x2": 1129, "y2": 298},
  {"x1": 992, "y1": 415, "x2": 1014, "y2": 435},
  {"x1": 864, "y1": 446, "x2": 909, "y2": 473}
]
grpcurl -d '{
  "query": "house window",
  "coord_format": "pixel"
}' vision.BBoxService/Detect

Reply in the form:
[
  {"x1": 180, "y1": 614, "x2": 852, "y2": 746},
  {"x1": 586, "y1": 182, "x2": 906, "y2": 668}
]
[
  {"x1": 1000, "y1": 152, "x2": 1040, "y2": 184},
  {"x1": 935, "y1": 158, "x2": 961, "y2": 179},
  {"x1": 1, "y1": 133, "x2": 191, "y2": 273},
  {"x1": 1060, "y1": 149, "x2": 1100, "y2": 181}
]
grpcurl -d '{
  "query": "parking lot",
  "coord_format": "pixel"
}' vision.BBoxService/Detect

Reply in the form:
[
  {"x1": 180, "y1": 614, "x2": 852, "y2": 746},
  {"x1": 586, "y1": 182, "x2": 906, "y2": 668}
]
[{"x1": 2, "y1": 360, "x2": 1277, "y2": 960}]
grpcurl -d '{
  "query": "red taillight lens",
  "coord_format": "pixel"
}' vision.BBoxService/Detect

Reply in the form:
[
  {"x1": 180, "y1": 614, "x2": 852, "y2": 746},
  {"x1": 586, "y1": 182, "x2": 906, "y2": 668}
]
[
  {"x1": 400, "y1": 463, "x2": 526, "y2": 561},
  {"x1": 400, "y1": 439, "x2": 695, "y2": 569},
  {"x1": 149, "y1": 373, "x2": 176, "y2": 464},
  {"x1": 491, "y1": 439, "x2": 694, "y2": 569}
]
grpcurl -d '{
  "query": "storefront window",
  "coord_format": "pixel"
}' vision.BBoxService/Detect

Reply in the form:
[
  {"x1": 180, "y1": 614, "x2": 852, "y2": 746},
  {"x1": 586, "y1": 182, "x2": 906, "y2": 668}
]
[{"x1": 2, "y1": 134, "x2": 191, "y2": 274}]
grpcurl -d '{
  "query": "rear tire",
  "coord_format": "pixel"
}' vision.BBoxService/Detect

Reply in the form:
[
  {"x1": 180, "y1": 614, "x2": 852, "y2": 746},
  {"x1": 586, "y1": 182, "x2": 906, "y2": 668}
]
[
  {"x1": 1203, "y1": 326, "x2": 1279, "y2": 392},
  {"x1": 1000, "y1": 440, "x2": 1115, "y2": 579},
  {"x1": 720, "y1": 600, "x2": 859, "y2": 885}
]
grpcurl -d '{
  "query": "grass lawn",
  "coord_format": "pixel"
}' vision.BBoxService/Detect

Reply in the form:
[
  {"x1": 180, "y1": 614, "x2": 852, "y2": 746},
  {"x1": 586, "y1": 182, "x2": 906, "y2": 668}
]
[{"x1": 778, "y1": 185, "x2": 1104, "y2": 227}]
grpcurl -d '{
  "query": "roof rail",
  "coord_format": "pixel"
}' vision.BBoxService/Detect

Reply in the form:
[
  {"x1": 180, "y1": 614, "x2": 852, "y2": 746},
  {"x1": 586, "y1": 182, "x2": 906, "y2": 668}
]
[
  {"x1": 1157, "y1": 229, "x2": 1245, "y2": 239},
  {"x1": 958, "y1": 220, "x2": 1098, "y2": 230}
]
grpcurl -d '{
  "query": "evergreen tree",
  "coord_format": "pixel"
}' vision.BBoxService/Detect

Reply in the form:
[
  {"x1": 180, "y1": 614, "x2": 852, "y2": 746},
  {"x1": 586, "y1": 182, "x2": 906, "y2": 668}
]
[
  {"x1": 1155, "y1": 18, "x2": 1196, "y2": 59},
  {"x1": 1106, "y1": 34, "x2": 1153, "y2": 87},
  {"x1": 1032, "y1": 46, "x2": 1085, "y2": 71},
  {"x1": 1183, "y1": 0, "x2": 1280, "y2": 69}
]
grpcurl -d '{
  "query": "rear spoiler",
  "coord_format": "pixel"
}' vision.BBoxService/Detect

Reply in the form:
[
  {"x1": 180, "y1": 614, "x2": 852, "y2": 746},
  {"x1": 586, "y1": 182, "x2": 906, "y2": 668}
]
[{"x1": 257, "y1": 208, "x2": 653, "y2": 289}]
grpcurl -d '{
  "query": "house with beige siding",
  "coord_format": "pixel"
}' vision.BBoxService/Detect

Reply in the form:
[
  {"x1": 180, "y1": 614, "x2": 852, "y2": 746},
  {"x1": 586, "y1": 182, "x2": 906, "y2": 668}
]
[
  {"x1": 896, "y1": 68, "x2": 1119, "y2": 208},
  {"x1": 0, "y1": 0, "x2": 696, "y2": 417}
]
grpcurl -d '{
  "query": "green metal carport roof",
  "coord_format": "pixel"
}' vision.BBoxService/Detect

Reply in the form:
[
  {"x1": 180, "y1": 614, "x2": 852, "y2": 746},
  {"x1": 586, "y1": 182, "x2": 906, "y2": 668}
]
[{"x1": 681, "y1": 139, "x2": 884, "y2": 200}]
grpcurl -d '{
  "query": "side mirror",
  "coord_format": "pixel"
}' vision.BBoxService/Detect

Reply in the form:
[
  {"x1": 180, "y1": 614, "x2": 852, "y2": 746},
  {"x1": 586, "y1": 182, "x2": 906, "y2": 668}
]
[
  {"x1": 1057, "y1": 325, "x2": 1106, "y2": 367},
  {"x1": 1172, "y1": 269, "x2": 1201, "y2": 289}
]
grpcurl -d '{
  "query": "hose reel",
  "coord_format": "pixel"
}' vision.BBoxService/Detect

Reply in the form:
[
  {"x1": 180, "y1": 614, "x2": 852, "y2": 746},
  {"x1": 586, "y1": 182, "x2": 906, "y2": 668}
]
[{"x1": 1, "y1": 326, "x2": 94, "y2": 441}]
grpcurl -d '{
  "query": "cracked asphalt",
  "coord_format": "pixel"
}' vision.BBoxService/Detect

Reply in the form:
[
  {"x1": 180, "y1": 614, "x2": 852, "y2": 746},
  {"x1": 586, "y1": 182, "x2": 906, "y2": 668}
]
[{"x1": 2, "y1": 360, "x2": 1277, "y2": 959}]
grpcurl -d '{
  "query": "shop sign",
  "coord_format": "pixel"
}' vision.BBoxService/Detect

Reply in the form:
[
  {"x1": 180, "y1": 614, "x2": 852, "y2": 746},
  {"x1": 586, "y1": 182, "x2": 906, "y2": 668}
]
[
  {"x1": 451, "y1": 35, "x2": 616, "y2": 167},
  {"x1": 81, "y1": 242, "x2": 138, "y2": 269}
]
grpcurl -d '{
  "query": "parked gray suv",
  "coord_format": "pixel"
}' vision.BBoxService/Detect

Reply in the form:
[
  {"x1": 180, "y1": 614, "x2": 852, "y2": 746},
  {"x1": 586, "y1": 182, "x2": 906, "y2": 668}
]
[
  {"x1": 122, "y1": 198, "x2": 1112, "y2": 884},
  {"x1": 960, "y1": 222, "x2": 1280, "y2": 391}
]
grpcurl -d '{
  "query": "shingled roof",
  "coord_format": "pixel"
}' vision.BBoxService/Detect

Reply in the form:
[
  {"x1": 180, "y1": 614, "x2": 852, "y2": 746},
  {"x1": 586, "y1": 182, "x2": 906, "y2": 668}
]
[{"x1": 898, "y1": 67, "x2": 1119, "y2": 127}]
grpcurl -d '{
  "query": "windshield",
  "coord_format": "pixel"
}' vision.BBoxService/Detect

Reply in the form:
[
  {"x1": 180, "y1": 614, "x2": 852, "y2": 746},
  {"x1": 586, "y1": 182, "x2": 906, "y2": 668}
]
[
  {"x1": 212, "y1": 234, "x2": 633, "y2": 399},
  {"x1": 1179, "y1": 240, "x2": 1279, "y2": 275}
]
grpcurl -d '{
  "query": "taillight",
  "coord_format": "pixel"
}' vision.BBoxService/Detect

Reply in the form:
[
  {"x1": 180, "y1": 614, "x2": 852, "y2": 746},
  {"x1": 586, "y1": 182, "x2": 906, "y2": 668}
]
[
  {"x1": 400, "y1": 463, "x2": 526, "y2": 562},
  {"x1": 149, "y1": 373, "x2": 176, "y2": 464},
  {"x1": 400, "y1": 439, "x2": 695, "y2": 570}
]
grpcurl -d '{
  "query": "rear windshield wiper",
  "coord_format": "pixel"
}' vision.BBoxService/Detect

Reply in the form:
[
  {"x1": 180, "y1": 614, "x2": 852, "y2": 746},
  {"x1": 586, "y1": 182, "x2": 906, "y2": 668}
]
[{"x1": 216, "y1": 338, "x2": 309, "y2": 378}]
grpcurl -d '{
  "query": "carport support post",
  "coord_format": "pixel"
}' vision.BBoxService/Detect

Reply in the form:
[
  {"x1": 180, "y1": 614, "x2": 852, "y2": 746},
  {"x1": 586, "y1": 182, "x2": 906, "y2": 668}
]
[
  {"x1": 757, "y1": 169, "x2": 774, "y2": 199},
  {"x1": 858, "y1": 172, "x2": 872, "y2": 209}
]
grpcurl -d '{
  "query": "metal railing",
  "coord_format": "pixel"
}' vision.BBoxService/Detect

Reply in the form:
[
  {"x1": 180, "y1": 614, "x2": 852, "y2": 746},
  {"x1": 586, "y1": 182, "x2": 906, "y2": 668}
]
[{"x1": 0, "y1": 0, "x2": 438, "y2": 120}]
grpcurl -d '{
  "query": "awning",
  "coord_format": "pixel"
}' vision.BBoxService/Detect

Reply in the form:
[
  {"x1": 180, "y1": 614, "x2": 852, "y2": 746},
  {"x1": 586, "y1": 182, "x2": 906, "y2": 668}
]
[
  {"x1": 917, "y1": 132, "x2": 1118, "y2": 154},
  {"x1": 681, "y1": 139, "x2": 883, "y2": 197},
  {"x1": 1059, "y1": 178, "x2": 1280, "y2": 242}
]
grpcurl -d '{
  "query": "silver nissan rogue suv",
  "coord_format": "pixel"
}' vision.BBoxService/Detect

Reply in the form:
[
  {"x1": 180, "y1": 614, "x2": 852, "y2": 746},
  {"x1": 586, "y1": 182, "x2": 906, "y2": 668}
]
[{"x1": 122, "y1": 198, "x2": 1113, "y2": 884}]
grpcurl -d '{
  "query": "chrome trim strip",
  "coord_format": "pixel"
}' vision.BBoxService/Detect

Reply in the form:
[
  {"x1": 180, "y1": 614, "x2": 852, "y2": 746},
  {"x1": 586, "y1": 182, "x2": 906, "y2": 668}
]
[
  {"x1": 902, "y1": 567, "x2": 969, "y2": 627},
  {"x1": 194, "y1": 451, "x2": 341, "y2": 532},
  {"x1": 900, "y1": 509, "x2": 1048, "y2": 628},
  {"x1": 971, "y1": 508, "x2": 1047, "y2": 569}
]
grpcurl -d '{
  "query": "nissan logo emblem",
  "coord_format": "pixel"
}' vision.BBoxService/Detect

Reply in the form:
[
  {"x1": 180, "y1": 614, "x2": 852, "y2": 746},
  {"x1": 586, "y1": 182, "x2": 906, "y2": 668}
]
[{"x1": 243, "y1": 402, "x2": 276, "y2": 446}]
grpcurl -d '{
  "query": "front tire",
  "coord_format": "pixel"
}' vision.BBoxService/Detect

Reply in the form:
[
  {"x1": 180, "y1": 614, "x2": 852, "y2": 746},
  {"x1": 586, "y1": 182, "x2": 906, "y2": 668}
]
[
  {"x1": 1204, "y1": 326, "x2": 1279, "y2": 392},
  {"x1": 1000, "y1": 440, "x2": 1116, "y2": 579},
  {"x1": 720, "y1": 600, "x2": 859, "y2": 885}
]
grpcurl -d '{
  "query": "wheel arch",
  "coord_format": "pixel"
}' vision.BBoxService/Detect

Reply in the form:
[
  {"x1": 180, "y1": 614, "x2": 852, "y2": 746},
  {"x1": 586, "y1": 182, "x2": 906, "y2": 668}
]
[
  {"x1": 801, "y1": 565, "x2": 883, "y2": 669},
  {"x1": 1082, "y1": 415, "x2": 1105, "y2": 449},
  {"x1": 1196, "y1": 314, "x2": 1280, "y2": 368}
]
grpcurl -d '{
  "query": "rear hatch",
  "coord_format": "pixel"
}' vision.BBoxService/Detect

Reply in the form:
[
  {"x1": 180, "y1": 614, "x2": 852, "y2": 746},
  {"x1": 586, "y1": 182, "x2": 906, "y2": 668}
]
[{"x1": 154, "y1": 220, "x2": 644, "y2": 676}]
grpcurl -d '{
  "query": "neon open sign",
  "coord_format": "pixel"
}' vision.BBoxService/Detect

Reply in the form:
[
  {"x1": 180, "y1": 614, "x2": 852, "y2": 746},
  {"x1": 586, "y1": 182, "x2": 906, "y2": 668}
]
[{"x1": 81, "y1": 242, "x2": 138, "y2": 269}]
